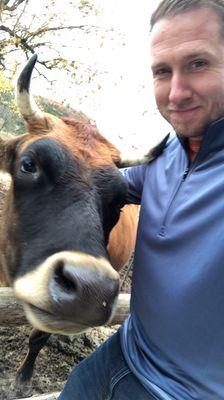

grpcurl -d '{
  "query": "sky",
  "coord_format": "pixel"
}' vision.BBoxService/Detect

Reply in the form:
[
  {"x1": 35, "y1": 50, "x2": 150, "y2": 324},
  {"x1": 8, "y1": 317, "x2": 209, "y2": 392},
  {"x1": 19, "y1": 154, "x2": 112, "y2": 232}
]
[{"x1": 29, "y1": 0, "x2": 171, "y2": 150}]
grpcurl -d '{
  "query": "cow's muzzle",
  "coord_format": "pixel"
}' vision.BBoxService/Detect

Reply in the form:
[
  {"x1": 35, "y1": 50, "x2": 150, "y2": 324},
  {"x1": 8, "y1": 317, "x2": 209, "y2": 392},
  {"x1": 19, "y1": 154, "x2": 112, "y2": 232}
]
[{"x1": 13, "y1": 251, "x2": 120, "y2": 334}]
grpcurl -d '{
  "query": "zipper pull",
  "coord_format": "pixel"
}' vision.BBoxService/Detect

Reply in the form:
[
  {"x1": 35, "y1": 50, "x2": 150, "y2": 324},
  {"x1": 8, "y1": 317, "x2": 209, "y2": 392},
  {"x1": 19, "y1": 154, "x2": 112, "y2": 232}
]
[{"x1": 182, "y1": 168, "x2": 189, "y2": 181}]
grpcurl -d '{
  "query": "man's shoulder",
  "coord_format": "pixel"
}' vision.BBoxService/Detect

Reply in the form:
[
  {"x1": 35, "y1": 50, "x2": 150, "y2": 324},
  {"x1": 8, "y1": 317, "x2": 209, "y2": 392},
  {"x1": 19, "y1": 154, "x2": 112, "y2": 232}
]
[{"x1": 146, "y1": 131, "x2": 179, "y2": 164}]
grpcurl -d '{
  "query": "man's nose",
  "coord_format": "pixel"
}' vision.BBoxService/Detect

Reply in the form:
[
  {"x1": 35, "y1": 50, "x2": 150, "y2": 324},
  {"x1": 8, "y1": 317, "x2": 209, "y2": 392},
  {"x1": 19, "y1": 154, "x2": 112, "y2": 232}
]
[{"x1": 169, "y1": 73, "x2": 192, "y2": 105}]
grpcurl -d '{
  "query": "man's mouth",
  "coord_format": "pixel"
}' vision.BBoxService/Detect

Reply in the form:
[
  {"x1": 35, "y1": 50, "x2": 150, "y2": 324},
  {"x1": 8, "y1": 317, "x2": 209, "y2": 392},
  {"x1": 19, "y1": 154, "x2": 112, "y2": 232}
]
[{"x1": 168, "y1": 106, "x2": 201, "y2": 117}]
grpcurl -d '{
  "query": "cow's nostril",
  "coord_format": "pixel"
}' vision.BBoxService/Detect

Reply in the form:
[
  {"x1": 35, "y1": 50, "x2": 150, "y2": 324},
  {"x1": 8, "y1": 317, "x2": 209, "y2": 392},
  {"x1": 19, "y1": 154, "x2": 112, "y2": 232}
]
[
  {"x1": 54, "y1": 261, "x2": 78, "y2": 293},
  {"x1": 46, "y1": 255, "x2": 120, "y2": 326}
]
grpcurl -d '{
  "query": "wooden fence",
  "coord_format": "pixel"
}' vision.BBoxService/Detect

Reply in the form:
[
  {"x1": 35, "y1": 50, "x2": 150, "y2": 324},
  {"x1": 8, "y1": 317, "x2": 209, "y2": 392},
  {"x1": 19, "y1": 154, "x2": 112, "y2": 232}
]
[
  {"x1": 0, "y1": 288, "x2": 130, "y2": 326},
  {"x1": 18, "y1": 393, "x2": 60, "y2": 400}
]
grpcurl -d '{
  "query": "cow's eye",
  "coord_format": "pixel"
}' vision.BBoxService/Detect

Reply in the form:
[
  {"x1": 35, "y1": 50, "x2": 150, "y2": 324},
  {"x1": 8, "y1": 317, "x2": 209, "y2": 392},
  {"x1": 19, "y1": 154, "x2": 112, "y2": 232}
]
[{"x1": 20, "y1": 158, "x2": 38, "y2": 174}]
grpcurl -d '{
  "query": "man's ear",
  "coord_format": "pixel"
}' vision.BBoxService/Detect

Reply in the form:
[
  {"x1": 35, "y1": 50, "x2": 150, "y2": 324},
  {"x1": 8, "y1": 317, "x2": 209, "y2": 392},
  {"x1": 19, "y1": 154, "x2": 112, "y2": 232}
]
[{"x1": 0, "y1": 135, "x2": 25, "y2": 174}]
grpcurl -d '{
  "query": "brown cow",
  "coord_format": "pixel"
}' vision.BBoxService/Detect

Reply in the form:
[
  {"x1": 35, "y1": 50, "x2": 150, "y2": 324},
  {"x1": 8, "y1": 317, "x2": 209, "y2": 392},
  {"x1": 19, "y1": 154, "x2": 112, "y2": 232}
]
[{"x1": 0, "y1": 55, "x2": 168, "y2": 381}]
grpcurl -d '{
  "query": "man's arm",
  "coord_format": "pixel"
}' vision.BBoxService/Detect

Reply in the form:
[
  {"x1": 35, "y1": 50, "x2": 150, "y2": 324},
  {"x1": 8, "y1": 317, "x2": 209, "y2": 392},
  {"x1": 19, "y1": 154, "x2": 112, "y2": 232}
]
[
  {"x1": 121, "y1": 133, "x2": 170, "y2": 204},
  {"x1": 121, "y1": 164, "x2": 147, "y2": 205}
]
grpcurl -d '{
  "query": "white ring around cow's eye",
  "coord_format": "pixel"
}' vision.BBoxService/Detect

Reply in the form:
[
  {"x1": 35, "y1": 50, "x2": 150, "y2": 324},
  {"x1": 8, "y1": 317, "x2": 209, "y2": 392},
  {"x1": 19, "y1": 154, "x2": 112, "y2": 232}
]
[{"x1": 20, "y1": 158, "x2": 37, "y2": 174}]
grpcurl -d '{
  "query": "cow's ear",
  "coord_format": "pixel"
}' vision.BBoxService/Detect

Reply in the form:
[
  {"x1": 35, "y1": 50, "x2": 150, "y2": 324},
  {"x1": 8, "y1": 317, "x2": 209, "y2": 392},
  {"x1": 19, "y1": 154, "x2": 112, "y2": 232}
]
[
  {"x1": 117, "y1": 133, "x2": 170, "y2": 168},
  {"x1": 0, "y1": 135, "x2": 24, "y2": 174},
  {"x1": 0, "y1": 136, "x2": 8, "y2": 171}
]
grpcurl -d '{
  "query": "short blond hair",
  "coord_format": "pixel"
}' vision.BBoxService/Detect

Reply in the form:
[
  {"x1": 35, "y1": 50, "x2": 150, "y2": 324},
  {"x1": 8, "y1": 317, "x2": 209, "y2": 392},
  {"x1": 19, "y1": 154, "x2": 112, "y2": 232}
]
[{"x1": 150, "y1": 0, "x2": 224, "y2": 36}]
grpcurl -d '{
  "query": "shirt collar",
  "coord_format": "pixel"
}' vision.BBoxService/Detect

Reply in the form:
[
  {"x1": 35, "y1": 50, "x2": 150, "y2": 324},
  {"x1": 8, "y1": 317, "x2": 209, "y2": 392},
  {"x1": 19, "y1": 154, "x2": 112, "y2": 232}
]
[{"x1": 177, "y1": 116, "x2": 224, "y2": 155}]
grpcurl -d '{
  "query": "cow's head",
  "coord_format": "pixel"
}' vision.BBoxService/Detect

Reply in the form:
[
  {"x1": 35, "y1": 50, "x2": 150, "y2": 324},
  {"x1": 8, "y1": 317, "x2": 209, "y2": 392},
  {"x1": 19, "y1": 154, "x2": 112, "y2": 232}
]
[{"x1": 0, "y1": 55, "x2": 168, "y2": 334}]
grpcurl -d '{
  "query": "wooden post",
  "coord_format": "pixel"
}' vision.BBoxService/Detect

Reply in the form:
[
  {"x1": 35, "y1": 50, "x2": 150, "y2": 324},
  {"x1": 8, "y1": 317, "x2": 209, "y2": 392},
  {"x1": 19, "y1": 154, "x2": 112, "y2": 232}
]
[
  {"x1": 16, "y1": 392, "x2": 60, "y2": 400},
  {"x1": 0, "y1": 288, "x2": 130, "y2": 326}
]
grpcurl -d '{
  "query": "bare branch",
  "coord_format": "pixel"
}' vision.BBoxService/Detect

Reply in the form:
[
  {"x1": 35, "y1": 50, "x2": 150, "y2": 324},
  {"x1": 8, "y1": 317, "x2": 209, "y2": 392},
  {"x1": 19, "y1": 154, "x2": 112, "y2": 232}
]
[
  {"x1": 12, "y1": 0, "x2": 28, "y2": 31},
  {"x1": 28, "y1": 24, "x2": 97, "y2": 40},
  {"x1": 0, "y1": 0, "x2": 109, "y2": 84},
  {"x1": 0, "y1": 24, "x2": 36, "y2": 53},
  {"x1": 7, "y1": 0, "x2": 26, "y2": 11},
  {"x1": 1, "y1": 0, "x2": 27, "y2": 12}
]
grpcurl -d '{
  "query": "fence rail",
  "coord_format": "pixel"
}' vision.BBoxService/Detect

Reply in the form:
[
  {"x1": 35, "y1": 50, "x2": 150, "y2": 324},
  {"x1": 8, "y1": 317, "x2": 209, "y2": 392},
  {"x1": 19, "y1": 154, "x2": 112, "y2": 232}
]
[
  {"x1": 17, "y1": 392, "x2": 60, "y2": 400},
  {"x1": 0, "y1": 287, "x2": 130, "y2": 326}
]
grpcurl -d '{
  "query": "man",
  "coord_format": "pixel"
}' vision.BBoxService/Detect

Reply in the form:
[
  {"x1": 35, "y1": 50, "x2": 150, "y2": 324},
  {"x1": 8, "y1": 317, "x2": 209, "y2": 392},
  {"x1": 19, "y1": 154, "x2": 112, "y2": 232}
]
[{"x1": 59, "y1": 1, "x2": 224, "y2": 399}]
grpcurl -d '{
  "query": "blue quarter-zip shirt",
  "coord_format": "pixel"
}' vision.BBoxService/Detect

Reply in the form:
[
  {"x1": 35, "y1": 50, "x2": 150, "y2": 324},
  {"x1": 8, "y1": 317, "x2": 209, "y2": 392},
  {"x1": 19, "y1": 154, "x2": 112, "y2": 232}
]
[{"x1": 120, "y1": 118, "x2": 224, "y2": 400}]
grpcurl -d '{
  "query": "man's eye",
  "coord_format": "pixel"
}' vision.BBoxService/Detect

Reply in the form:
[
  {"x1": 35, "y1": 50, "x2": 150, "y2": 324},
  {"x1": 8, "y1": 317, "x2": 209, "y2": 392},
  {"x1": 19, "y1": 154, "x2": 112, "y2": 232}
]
[
  {"x1": 191, "y1": 60, "x2": 207, "y2": 70},
  {"x1": 153, "y1": 68, "x2": 170, "y2": 78}
]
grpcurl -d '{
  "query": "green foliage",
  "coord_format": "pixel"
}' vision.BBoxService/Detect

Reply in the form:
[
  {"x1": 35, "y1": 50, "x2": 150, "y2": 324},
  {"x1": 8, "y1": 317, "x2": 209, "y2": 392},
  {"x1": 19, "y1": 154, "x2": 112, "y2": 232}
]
[{"x1": 0, "y1": 72, "x2": 24, "y2": 135}]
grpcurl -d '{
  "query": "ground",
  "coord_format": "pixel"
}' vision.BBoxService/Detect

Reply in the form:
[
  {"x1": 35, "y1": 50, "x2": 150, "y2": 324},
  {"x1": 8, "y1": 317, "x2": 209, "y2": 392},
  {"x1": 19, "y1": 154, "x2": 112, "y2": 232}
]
[
  {"x1": 0, "y1": 267, "x2": 132, "y2": 400},
  {"x1": 0, "y1": 325, "x2": 118, "y2": 399}
]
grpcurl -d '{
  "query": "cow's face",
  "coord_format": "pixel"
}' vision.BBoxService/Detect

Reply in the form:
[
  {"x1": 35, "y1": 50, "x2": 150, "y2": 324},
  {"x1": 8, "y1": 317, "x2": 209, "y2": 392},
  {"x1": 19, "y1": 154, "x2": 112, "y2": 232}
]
[
  {"x1": 0, "y1": 56, "x2": 130, "y2": 334},
  {"x1": 0, "y1": 118, "x2": 128, "y2": 334}
]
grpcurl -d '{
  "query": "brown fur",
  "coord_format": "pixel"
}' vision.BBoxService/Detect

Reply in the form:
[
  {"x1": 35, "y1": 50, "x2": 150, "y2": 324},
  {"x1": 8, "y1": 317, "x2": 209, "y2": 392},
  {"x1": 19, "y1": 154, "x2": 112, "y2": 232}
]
[
  {"x1": 0, "y1": 116, "x2": 138, "y2": 284},
  {"x1": 0, "y1": 172, "x2": 10, "y2": 286},
  {"x1": 108, "y1": 204, "x2": 139, "y2": 271}
]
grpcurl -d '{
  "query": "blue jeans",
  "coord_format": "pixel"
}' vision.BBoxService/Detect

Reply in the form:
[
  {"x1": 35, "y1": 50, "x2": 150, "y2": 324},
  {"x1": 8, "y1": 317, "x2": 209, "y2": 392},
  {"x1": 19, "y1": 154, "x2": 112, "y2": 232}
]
[{"x1": 58, "y1": 330, "x2": 156, "y2": 400}]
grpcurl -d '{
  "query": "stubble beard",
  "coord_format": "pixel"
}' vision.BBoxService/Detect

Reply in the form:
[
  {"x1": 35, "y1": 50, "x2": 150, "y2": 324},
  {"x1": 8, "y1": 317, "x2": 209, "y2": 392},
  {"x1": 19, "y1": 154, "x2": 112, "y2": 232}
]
[{"x1": 162, "y1": 104, "x2": 224, "y2": 138}]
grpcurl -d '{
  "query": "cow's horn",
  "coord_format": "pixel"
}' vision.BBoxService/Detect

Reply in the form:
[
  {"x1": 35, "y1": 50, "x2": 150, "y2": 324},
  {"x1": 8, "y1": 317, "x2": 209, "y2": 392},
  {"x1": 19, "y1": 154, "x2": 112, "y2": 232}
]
[
  {"x1": 16, "y1": 54, "x2": 45, "y2": 122},
  {"x1": 118, "y1": 133, "x2": 170, "y2": 167}
]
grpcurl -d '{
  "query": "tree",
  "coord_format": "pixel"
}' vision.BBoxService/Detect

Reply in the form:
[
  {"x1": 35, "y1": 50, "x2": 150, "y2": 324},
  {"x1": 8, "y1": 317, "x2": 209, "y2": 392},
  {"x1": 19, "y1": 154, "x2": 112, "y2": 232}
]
[
  {"x1": 0, "y1": 0, "x2": 126, "y2": 129},
  {"x1": 0, "y1": 0, "x2": 111, "y2": 79}
]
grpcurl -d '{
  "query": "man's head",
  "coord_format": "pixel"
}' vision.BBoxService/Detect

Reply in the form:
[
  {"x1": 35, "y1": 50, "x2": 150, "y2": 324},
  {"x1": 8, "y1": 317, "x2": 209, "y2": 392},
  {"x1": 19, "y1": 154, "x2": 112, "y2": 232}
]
[{"x1": 150, "y1": 0, "x2": 224, "y2": 138}]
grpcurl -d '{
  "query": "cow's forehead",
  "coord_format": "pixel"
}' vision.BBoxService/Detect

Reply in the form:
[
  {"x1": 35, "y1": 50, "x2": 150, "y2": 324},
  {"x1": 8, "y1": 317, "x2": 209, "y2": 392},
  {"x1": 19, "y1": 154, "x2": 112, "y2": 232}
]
[{"x1": 18, "y1": 116, "x2": 121, "y2": 168}]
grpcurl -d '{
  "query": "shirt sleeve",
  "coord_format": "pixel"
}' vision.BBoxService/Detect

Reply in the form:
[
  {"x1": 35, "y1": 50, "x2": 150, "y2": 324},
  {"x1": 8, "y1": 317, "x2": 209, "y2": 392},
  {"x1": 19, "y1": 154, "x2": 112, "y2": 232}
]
[{"x1": 122, "y1": 164, "x2": 147, "y2": 205}]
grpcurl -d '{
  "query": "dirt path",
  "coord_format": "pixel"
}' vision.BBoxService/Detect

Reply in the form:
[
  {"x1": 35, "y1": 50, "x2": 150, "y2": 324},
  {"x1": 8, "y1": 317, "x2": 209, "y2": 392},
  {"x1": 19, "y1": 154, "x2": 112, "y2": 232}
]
[{"x1": 0, "y1": 324, "x2": 119, "y2": 400}]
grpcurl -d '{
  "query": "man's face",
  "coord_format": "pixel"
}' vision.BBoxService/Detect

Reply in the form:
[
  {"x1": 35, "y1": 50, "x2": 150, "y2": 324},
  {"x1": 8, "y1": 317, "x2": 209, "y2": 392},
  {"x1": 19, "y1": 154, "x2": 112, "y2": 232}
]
[{"x1": 150, "y1": 8, "x2": 224, "y2": 138}]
